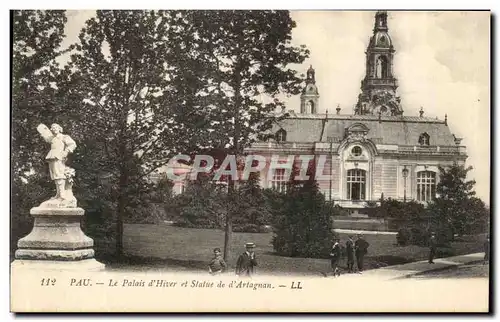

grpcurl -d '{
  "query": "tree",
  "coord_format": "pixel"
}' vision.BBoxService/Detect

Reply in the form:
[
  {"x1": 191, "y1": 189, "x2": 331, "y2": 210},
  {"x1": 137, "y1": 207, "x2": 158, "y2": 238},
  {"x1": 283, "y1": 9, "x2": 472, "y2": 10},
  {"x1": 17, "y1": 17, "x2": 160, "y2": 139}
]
[
  {"x1": 12, "y1": 10, "x2": 68, "y2": 178},
  {"x1": 11, "y1": 10, "x2": 68, "y2": 255},
  {"x1": 59, "y1": 10, "x2": 224, "y2": 257},
  {"x1": 428, "y1": 163, "x2": 489, "y2": 240},
  {"x1": 171, "y1": 173, "x2": 228, "y2": 229},
  {"x1": 184, "y1": 10, "x2": 310, "y2": 260},
  {"x1": 272, "y1": 159, "x2": 336, "y2": 258},
  {"x1": 232, "y1": 169, "x2": 272, "y2": 233}
]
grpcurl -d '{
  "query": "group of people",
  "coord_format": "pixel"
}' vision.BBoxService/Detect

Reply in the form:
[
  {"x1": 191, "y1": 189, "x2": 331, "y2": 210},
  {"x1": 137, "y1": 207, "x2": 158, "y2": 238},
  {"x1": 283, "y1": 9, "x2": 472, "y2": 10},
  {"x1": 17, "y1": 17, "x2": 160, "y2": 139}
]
[
  {"x1": 208, "y1": 233, "x2": 490, "y2": 277},
  {"x1": 208, "y1": 242, "x2": 257, "y2": 277},
  {"x1": 208, "y1": 236, "x2": 372, "y2": 278},
  {"x1": 330, "y1": 234, "x2": 370, "y2": 276}
]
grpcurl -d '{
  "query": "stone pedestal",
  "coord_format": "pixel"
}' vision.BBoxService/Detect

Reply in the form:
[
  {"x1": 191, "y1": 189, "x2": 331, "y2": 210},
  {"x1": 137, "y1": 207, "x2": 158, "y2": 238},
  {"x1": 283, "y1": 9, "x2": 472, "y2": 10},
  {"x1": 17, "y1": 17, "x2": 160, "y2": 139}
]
[{"x1": 12, "y1": 207, "x2": 105, "y2": 271}]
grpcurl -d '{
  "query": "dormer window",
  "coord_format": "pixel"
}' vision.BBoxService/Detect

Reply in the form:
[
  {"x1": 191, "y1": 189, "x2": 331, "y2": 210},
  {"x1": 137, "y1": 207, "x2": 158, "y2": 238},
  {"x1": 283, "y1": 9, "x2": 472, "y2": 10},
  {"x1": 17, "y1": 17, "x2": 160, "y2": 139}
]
[
  {"x1": 419, "y1": 132, "x2": 430, "y2": 146},
  {"x1": 276, "y1": 129, "x2": 287, "y2": 142}
]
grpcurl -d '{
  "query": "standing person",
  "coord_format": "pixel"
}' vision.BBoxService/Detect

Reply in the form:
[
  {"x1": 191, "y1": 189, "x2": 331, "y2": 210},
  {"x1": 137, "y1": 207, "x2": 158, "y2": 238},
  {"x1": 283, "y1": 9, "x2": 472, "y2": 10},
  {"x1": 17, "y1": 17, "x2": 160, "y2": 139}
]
[
  {"x1": 428, "y1": 233, "x2": 437, "y2": 264},
  {"x1": 483, "y1": 235, "x2": 490, "y2": 265},
  {"x1": 236, "y1": 243, "x2": 258, "y2": 277},
  {"x1": 355, "y1": 234, "x2": 369, "y2": 273},
  {"x1": 208, "y1": 247, "x2": 227, "y2": 275},
  {"x1": 330, "y1": 238, "x2": 341, "y2": 277},
  {"x1": 345, "y1": 235, "x2": 355, "y2": 273}
]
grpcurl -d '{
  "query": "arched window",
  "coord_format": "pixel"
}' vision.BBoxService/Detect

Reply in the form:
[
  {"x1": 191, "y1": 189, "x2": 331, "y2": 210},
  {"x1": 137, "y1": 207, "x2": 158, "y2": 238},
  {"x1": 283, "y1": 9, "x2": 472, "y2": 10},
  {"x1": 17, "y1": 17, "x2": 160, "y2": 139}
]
[
  {"x1": 417, "y1": 171, "x2": 436, "y2": 202},
  {"x1": 347, "y1": 169, "x2": 366, "y2": 200},
  {"x1": 276, "y1": 129, "x2": 287, "y2": 142},
  {"x1": 418, "y1": 132, "x2": 430, "y2": 146},
  {"x1": 376, "y1": 56, "x2": 388, "y2": 78},
  {"x1": 305, "y1": 100, "x2": 315, "y2": 114}
]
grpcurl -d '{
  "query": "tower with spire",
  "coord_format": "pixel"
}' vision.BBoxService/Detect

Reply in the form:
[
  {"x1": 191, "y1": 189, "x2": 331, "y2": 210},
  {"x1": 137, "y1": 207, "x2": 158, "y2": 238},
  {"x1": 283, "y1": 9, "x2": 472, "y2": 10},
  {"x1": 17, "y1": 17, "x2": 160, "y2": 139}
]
[
  {"x1": 300, "y1": 65, "x2": 320, "y2": 114},
  {"x1": 355, "y1": 11, "x2": 403, "y2": 116}
]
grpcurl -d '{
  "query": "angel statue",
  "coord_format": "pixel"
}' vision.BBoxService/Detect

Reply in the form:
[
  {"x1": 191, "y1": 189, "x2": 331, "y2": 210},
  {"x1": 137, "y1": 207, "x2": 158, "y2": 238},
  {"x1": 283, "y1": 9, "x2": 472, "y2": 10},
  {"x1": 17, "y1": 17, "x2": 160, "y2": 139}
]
[{"x1": 37, "y1": 123, "x2": 77, "y2": 207}]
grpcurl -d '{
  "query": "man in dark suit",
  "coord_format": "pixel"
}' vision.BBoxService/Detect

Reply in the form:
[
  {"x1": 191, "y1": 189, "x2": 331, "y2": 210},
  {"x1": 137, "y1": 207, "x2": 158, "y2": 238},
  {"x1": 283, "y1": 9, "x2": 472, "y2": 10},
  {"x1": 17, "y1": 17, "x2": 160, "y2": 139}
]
[
  {"x1": 236, "y1": 243, "x2": 258, "y2": 277},
  {"x1": 428, "y1": 233, "x2": 437, "y2": 264},
  {"x1": 354, "y1": 234, "x2": 369, "y2": 273},
  {"x1": 345, "y1": 235, "x2": 355, "y2": 273},
  {"x1": 483, "y1": 235, "x2": 489, "y2": 265}
]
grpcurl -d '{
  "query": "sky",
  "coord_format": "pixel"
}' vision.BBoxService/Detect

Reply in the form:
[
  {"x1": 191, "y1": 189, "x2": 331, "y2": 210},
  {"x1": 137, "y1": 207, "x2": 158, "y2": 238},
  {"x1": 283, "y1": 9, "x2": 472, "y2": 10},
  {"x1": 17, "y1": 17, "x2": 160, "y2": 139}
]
[{"x1": 60, "y1": 10, "x2": 490, "y2": 203}]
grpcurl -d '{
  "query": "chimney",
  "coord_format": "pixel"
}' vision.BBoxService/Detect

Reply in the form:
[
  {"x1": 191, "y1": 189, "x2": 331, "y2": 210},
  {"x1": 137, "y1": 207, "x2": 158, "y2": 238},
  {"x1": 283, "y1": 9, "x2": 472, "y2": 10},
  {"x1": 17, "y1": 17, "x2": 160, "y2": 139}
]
[
  {"x1": 336, "y1": 104, "x2": 341, "y2": 115},
  {"x1": 419, "y1": 107, "x2": 424, "y2": 117},
  {"x1": 444, "y1": 114, "x2": 448, "y2": 126}
]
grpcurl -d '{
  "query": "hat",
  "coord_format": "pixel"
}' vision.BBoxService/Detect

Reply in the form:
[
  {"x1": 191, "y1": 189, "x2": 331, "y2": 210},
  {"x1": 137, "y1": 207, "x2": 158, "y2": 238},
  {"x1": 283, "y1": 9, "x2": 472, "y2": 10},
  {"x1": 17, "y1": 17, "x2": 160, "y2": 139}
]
[{"x1": 245, "y1": 242, "x2": 256, "y2": 248}]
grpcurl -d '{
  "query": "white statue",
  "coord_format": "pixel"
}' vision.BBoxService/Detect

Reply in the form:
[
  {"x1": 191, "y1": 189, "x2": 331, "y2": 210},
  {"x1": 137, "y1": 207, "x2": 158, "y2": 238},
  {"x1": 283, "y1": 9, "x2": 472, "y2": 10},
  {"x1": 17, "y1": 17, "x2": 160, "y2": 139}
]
[{"x1": 37, "y1": 123, "x2": 77, "y2": 208}]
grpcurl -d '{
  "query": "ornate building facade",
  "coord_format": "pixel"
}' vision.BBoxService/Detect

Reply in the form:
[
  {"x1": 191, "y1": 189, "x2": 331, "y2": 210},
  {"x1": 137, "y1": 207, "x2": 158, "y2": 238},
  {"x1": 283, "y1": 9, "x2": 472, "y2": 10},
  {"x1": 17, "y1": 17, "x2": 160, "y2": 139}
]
[
  {"x1": 245, "y1": 11, "x2": 467, "y2": 213},
  {"x1": 163, "y1": 11, "x2": 468, "y2": 215}
]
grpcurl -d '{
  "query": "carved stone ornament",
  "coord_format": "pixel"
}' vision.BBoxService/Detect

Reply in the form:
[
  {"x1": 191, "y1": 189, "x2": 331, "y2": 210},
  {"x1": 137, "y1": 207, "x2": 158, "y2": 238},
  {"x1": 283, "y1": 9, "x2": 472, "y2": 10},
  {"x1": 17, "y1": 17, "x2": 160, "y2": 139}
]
[{"x1": 345, "y1": 123, "x2": 370, "y2": 142}]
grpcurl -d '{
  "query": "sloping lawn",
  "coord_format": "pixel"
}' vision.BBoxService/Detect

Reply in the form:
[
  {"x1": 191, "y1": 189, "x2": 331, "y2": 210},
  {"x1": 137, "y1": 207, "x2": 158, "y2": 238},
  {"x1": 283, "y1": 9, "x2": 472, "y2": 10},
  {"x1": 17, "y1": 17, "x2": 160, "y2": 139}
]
[{"x1": 94, "y1": 224, "x2": 485, "y2": 276}]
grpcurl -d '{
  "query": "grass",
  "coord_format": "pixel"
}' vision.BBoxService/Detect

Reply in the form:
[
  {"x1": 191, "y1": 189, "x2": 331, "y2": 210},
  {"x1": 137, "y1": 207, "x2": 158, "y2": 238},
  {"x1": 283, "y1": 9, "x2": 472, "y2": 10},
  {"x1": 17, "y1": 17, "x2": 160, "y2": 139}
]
[{"x1": 93, "y1": 224, "x2": 486, "y2": 276}]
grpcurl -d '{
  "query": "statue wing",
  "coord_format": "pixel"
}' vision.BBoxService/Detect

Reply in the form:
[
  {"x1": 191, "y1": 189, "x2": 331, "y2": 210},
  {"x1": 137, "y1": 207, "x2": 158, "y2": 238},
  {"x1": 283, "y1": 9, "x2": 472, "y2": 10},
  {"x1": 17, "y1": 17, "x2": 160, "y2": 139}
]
[{"x1": 37, "y1": 124, "x2": 53, "y2": 143}]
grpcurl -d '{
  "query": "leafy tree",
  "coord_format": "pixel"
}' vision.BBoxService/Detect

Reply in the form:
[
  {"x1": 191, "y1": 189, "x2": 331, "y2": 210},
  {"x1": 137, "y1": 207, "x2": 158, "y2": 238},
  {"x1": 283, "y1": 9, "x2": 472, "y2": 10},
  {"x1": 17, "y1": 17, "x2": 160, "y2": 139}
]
[
  {"x1": 58, "y1": 10, "x2": 224, "y2": 257},
  {"x1": 428, "y1": 163, "x2": 489, "y2": 240},
  {"x1": 272, "y1": 160, "x2": 336, "y2": 258},
  {"x1": 232, "y1": 169, "x2": 272, "y2": 233},
  {"x1": 12, "y1": 10, "x2": 68, "y2": 178},
  {"x1": 171, "y1": 173, "x2": 228, "y2": 229},
  {"x1": 11, "y1": 10, "x2": 68, "y2": 255},
  {"x1": 180, "y1": 10, "x2": 310, "y2": 260}
]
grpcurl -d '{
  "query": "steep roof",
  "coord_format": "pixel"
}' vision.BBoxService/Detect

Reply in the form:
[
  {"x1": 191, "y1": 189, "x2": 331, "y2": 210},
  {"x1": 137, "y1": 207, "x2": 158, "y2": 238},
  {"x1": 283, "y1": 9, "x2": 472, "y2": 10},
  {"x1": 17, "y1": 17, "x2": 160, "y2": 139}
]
[{"x1": 272, "y1": 114, "x2": 457, "y2": 146}]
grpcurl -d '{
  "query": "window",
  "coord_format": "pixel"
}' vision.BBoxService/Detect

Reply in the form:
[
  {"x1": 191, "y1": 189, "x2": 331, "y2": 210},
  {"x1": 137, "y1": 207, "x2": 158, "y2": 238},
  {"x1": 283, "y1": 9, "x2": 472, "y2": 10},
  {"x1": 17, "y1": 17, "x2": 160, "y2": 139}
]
[
  {"x1": 417, "y1": 171, "x2": 436, "y2": 202},
  {"x1": 419, "y1": 133, "x2": 430, "y2": 146},
  {"x1": 276, "y1": 129, "x2": 287, "y2": 142},
  {"x1": 351, "y1": 146, "x2": 362, "y2": 157},
  {"x1": 376, "y1": 56, "x2": 388, "y2": 78},
  {"x1": 271, "y1": 168, "x2": 287, "y2": 193},
  {"x1": 347, "y1": 169, "x2": 366, "y2": 200}
]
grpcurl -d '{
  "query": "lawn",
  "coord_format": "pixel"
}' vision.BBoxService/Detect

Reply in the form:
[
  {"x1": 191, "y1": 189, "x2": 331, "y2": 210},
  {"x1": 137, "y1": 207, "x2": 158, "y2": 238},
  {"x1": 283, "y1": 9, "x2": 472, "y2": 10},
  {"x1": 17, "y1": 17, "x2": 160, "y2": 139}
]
[{"x1": 94, "y1": 224, "x2": 486, "y2": 276}]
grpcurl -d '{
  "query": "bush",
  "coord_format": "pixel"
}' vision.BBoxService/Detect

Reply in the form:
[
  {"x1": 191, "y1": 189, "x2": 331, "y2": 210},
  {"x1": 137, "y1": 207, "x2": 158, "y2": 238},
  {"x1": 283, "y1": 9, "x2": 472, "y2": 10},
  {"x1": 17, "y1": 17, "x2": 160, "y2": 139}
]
[
  {"x1": 124, "y1": 204, "x2": 167, "y2": 224},
  {"x1": 271, "y1": 165, "x2": 336, "y2": 259},
  {"x1": 396, "y1": 228, "x2": 411, "y2": 246},
  {"x1": 410, "y1": 226, "x2": 429, "y2": 246},
  {"x1": 233, "y1": 224, "x2": 269, "y2": 233}
]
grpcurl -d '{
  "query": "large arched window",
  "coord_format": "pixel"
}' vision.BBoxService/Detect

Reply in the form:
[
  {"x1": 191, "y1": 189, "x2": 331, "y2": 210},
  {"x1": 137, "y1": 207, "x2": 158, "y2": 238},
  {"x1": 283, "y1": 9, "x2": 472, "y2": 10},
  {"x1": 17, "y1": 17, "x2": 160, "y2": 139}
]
[
  {"x1": 417, "y1": 171, "x2": 436, "y2": 202},
  {"x1": 347, "y1": 169, "x2": 366, "y2": 200}
]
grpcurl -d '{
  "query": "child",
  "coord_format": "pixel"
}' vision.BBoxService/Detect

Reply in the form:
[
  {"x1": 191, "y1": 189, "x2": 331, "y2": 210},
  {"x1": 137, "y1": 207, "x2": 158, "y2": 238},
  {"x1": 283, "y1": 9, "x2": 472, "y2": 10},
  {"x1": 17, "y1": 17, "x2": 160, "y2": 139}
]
[
  {"x1": 208, "y1": 248, "x2": 227, "y2": 275},
  {"x1": 330, "y1": 239, "x2": 341, "y2": 277}
]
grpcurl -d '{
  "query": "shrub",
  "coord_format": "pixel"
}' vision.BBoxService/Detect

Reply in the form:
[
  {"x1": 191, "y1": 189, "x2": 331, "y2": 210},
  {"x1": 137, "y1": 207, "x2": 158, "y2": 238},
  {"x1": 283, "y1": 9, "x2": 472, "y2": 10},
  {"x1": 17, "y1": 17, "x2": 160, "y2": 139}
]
[
  {"x1": 233, "y1": 224, "x2": 259, "y2": 233},
  {"x1": 396, "y1": 228, "x2": 411, "y2": 246},
  {"x1": 271, "y1": 164, "x2": 336, "y2": 259}
]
